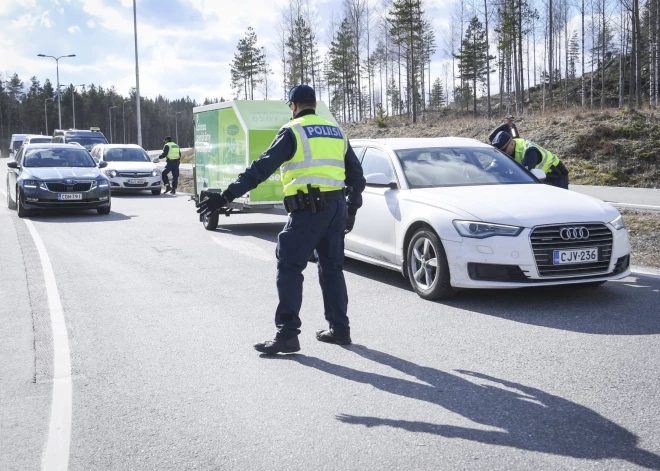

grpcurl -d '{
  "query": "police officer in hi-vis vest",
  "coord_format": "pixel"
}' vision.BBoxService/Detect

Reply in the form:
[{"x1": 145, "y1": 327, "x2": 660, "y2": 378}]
[
  {"x1": 196, "y1": 85, "x2": 366, "y2": 354},
  {"x1": 492, "y1": 131, "x2": 569, "y2": 189},
  {"x1": 158, "y1": 136, "x2": 181, "y2": 194}
]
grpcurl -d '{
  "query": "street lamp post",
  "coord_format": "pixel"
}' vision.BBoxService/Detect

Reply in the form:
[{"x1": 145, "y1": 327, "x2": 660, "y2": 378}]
[
  {"x1": 72, "y1": 84, "x2": 85, "y2": 129},
  {"x1": 109, "y1": 106, "x2": 118, "y2": 143},
  {"x1": 44, "y1": 98, "x2": 54, "y2": 135},
  {"x1": 133, "y1": 0, "x2": 143, "y2": 147},
  {"x1": 175, "y1": 111, "x2": 182, "y2": 144},
  {"x1": 37, "y1": 53, "x2": 76, "y2": 130},
  {"x1": 123, "y1": 100, "x2": 132, "y2": 144}
]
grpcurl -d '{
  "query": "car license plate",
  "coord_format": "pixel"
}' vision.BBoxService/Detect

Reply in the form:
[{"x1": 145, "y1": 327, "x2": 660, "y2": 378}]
[
  {"x1": 127, "y1": 179, "x2": 145, "y2": 184},
  {"x1": 58, "y1": 193, "x2": 82, "y2": 201},
  {"x1": 553, "y1": 247, "x2": 599, "y2": 265}
]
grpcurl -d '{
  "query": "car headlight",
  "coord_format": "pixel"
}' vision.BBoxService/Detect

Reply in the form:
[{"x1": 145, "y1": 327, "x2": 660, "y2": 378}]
[
  {"x1": 23, "y1": 180, "x2": 47, "y2": 189},
  {"x1": 104, "y1": 169, "x2": 118, "y2": 178},
  {"x1": 453, "y1": 220, "x2": 524, "y2": 239},
  {"x1": 151, "y1": 169, "x2": 161, "y2": 177},
  {"x1": 610, "y1": 214, "x2": 626, "y2": 230}
]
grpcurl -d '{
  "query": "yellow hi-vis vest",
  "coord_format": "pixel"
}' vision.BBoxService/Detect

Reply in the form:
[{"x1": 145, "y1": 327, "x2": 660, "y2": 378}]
[
  {"x1": 165, "y1": 141, "x2": 181, "y2": 160},
  {"x1": 513, "y1": 138, "x2": 560, "y2": 173},
  {"x1": 280, "y1": 114, "x2": 347, "y2": 196}
]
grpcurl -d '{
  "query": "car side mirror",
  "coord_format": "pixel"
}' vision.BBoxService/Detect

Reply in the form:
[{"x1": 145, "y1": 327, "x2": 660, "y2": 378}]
[
  {"x1": 152, "y1": 157, "x2": 159, "y2": 163},
  {"x1": 7, "y1": 161, "x2": 19, "y2": 169},
  {"x1": 98, "y1": 161, "x2": 108, "y2": 168},
  {"x1": 530, "y1": 168, "x2": 546, "y2": 181},
  {"x1": 365, "y1": 172, "x2": 397, "y2": 189}
]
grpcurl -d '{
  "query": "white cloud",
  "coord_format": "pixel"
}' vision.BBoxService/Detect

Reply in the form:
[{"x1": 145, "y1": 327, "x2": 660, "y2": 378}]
[
  {"x1": 68, "y1": 25, "x2": 80, "y2": 33},
  {"x1": 11, "y1": 12, "x2": 38, "y2": 29},
  {"x1": 87, "y1": 19, "x2": 95, "y2": 28},
  {"x1": 40, "y1": 11, "x2": 53, "y2": 27}
]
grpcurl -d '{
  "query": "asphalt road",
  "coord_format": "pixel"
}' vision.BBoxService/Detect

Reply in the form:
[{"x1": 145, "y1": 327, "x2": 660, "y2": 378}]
[
  {"x1": 570, "y1": 185, "x2": 660, "y2": 211},
  {"x1": 2, "y1": 160, "x2": 660, "y2": 470}
]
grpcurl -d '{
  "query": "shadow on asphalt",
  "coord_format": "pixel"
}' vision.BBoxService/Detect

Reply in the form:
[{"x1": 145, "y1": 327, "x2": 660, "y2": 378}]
[
  {"x1": 270, "y1": 347, "x2": 660, "y2": 469},
  {"x1": 210, "y1": 222, "x2": 660, "y2": 335},
  {"x1": 27, "y1": 209, "x2": 132, "y2": 222}
]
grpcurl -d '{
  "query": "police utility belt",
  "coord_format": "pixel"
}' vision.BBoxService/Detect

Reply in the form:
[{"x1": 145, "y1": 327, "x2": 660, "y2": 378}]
[{"x1": 283, "y1": 184, "x2": 347, "y2": 214}]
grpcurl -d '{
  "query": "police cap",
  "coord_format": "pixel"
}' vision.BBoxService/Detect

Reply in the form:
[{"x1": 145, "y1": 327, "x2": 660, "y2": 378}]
[
  {"x1": 492, "y1": 131, "x2": 512, "y2": 150},
  {"x1": 505, "y1": 114, "x2": 514, "y2": 119},
  {"x1": 287, "y1": 85, "x2": 316, "y2": 105},
  {"x1": 163, "y1": 136, "x2": 171, "y2": 143}
]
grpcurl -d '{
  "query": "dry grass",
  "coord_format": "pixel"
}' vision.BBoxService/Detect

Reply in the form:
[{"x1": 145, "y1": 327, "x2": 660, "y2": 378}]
[{"x1": 620, "y1": 209, "x2": 660, "y2": 268}]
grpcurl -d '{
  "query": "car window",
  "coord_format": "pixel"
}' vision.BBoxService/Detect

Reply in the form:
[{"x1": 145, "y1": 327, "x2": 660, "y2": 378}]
[
  {"x1": 103, "y1": 148, "x2": 150, "y2": 162},
  {"x1": 23, "y1": 148, "x2": 96, "y2": 168},
  {"x1": 28, "y1": 137, "x2": 52, "y2": 144},
  {"x1": 396, "y1": 147, "x2": 537, "y2": 188},
  {"x1": 12, "y1": 140, "x2": 24, "y2": 151},
  {"x1": 52, "y1": 136, "x2": 63, "y2": 143},
  {"x1": 66, "y1": 137, "x2": 108, "y2": 151},
  {"x1": 361, "y1": 147, "x2": 395, "y2": 182},
  {"x1": 352, "y1": 146, "x2": 365, "y2": 160},
  {"x1": 15, "y1": 148, "x2": 25, "y2": 165}
]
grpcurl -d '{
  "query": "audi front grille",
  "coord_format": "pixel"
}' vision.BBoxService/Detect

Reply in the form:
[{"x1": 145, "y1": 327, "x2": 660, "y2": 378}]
[{"x1": 530, "y1": 223, "x2": 613, "y2": 277}]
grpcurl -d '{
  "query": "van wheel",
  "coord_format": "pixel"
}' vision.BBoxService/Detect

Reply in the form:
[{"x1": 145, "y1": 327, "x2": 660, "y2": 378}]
[
  {"x1": 17, "y1": 189, "x2": 30, "y2": 218},
  {"x1": 7, "y1": 182, "x2": 17, "y2": 209},
  {"x1": 406, "y1": 228, "x2": 454, "y2": 300},
  {"x1": 202, "y1": 211, "x2": 219, "y2": 231}
]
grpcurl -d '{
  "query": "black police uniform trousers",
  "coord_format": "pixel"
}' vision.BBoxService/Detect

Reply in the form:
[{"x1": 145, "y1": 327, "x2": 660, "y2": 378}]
[
  {"x1": 275, "y1": 198, "x2": 349, "y2": 340},
  {"x1": 162, "y1": 159, "x2": 180, "y2": 188}
]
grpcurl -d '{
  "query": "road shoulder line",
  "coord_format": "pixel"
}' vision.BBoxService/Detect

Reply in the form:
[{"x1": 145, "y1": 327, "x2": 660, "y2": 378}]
[{"x1": 24, "y1": 220, "x2": 72, "y2": 471}]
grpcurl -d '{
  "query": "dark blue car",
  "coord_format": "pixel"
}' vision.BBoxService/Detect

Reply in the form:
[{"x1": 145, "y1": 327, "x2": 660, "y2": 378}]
[{"x1": 6, "y1": 144, "x2": 112, "y2": 217}]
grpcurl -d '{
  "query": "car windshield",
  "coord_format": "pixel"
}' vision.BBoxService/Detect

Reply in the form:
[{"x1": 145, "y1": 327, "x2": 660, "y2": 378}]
[
  {"x1": 67, "y1": 137, "x2": 108, "y2": 150},
  {"x1": 23, "y1": 148, "x2": 96, "y2": 168},
  {"x1": 395, "y1": 146, "x2": 537, "y2": 188},
  {"x1": 103, "y1": 148, "x2": 150, "y2": 162},
  {"x1": 28, "y1": 137, "x2": 52, "y2": 144}
]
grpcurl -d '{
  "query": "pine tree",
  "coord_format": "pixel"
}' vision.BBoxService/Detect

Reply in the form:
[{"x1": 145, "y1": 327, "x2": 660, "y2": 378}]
[
  {"x1": 454, "y1": 16, "x2": 494, "y2": 114},
  {"x1": 430, "y1": 77, "x2": 445, "y2": 108}
]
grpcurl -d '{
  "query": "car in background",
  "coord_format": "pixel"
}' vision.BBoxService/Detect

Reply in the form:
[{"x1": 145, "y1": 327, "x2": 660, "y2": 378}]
[
  {"x1": 6, "y1": 143, "x2": 111, "y2": 217},
  {"x1": 22, "y1": 135, "x2": 53, "y2": 147},
  {"x1": 345, "y1": 138, "x2": 631, "y2": 300},
  {"x1": 90, "y1": 144, "x2": 162, "y2": 195},
  {"x1": 8, "y1": 134, "x2": 28, "y2": 159},
  {"x1": 52, "y1": 129, "x2": 108, "y2": 151}
]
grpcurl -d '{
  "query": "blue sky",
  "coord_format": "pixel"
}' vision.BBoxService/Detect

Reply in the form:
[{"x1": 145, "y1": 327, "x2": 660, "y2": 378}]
[{"x1": 0, "y1": 0, "x2": 455, "y2": 103}]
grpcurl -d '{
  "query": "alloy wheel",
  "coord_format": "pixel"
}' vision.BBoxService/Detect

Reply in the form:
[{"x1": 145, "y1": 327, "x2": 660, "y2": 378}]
[{"x1": 410, "y1": 236, "x2": 438, "y2": 290}]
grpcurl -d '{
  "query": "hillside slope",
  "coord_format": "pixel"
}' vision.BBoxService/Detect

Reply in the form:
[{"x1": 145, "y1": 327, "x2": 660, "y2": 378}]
[{"x1": 342, "y1": 108, "x2": 660, "y2": 188}]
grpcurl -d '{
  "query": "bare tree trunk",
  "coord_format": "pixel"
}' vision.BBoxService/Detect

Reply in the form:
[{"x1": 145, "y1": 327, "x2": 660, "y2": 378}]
[
  {"x1": 518, "y1": 0, "x2": 525, "y2": 111},
  {"x1": 590, "y1": 0, "x2": 594, "y2": 108},
  {"x1": 548, "y1": 0, "x2": 554, "y2": 108},
  {"x1": 601, "y1": 0, "x2": 605, "y2": 108},
  {"x1": 619, "y1": 2, "x2": 625, "y2": 108},
  {"x1": 581, "y1": 0, "x2": 585, "y2": 106},
  {"x1": 634, "y1": 0, "x2": 642, "y2": 107},
  {"x1": 485, "y1": 0, "x2": 492, "y2": 116}
]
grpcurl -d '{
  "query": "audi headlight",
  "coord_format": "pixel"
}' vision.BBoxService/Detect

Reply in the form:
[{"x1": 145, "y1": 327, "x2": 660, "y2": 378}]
[
  {"x1": 151, "y1": 169, "x2": 161, "y2": 177},
  {"x1": 610, "y1": 214, "x2": 626, "y2": 230},
  {"x1": 104, "y1": 169, "x2": 118, "y2": 178},
  {"x1": 453, "y1": 220, "x2": 524, "y2": 239}
]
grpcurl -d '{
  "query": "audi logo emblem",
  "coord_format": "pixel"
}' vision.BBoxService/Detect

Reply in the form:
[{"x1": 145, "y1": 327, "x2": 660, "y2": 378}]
[{"x1": 560, "y1": 227, "x2": 590, "y2": 240}]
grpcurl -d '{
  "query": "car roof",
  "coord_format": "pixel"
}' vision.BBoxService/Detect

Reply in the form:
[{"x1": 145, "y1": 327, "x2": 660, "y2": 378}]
[
  {"x1": 24, "y1": 134, "x2": 52, "y2": 139},
  {"x1": 350, "y1": 137, "x2": 492, "y2": 150},
  {"x1": 11, "y1": 134, "x2": 29, "y2": 139},
  {"x1": 96, "y1": 144, "x2": 144, "y2": 149},
  {"x1": 23, "y1": 143, "x2": 88, "y2": 149}
]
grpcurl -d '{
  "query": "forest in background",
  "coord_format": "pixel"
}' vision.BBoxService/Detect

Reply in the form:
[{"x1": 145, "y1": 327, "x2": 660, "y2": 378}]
[{"x1": 1, "y1": 0, "x2": 658, "y2": 152}]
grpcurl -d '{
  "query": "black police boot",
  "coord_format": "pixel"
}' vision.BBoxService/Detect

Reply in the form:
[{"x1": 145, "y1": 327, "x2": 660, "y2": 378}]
[
  {"x1": 171, "y1": 188, "x2": 177, "y2": 195},
  {"x1": 253, "y1": 336, "x2": 300, "y2": 354},
  {"x1": 316, "y1": 329, "x2": 352, "y2": 345},
  {"x1": 164, "y1": 185, "x2": 172, "y2": 194}
]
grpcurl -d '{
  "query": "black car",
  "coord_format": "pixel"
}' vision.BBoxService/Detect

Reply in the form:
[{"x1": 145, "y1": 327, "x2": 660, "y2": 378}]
[
  {"x1": 6, "y1": 144, "x2": 112, "y2": 217},
  {"x1": 52, "y1": 129, "x2": 108, "y2": 151}
]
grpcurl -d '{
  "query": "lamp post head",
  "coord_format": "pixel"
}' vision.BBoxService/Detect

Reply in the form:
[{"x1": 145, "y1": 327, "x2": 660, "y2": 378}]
[
  {"x1": 37, "y1": 54, "x2": 46, "y2": 57},
  {"x1": 67, "y1": 54, "x2": 76, "y2": 57}
]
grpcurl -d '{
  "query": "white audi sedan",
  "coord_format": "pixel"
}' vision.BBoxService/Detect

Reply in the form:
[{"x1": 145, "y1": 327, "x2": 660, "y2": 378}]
[
  {"x1": 90, "y1": 144, "x2": 162, "y2": 195},
  {"x1": 345, "y1": 138, "x2": 631, "y2": 300}
]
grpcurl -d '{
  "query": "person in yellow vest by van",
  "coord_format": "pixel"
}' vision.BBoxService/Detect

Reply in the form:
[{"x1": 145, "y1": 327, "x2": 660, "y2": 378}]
[
  {"x1": 196, "y1": 85, "x2": 366, "y2": 355},
  {"x1": 492, "y1": 131, "x2": 569, "y2": 189},
  {"x1": 158, "y1": 135, "x2": 181, "y2": 194}
]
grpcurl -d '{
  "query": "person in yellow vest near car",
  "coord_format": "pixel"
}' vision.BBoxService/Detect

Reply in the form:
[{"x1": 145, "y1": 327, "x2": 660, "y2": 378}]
[
  {"x1": 158, "y1": 136, "x2": 181, "y2": 194},
  {"x1": 492, "y1": 131, "x2": 569, "y2": 189},
  {"x1": 196, "y1": 85, "x2": 366, "y2": 354}
]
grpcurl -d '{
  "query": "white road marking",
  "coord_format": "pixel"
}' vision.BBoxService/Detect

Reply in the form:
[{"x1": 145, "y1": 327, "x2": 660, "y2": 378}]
[
  {"x1": 610, "y1": 202, "x2": 660, "y2": 211},
  {"x1": 24, "y1": 220, "x2": 72, "y2": 471},
  {"x1": 211, "y1": 235, "x2": 273, "y2": 261}
]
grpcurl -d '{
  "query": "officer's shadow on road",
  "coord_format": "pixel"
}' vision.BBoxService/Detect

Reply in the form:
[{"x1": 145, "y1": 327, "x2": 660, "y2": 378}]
[
  {"x1": 27, "y1": 209, "x2": 133, "y2": 223},
  {"x1": 284, "y1": 346, "x2": 660, "y2": 470},
  {"x1": 213, "y1": 222, "x2": 283, "y2": 243}
]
